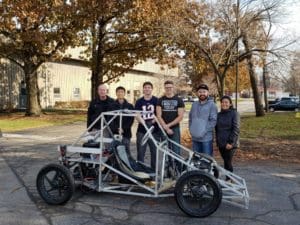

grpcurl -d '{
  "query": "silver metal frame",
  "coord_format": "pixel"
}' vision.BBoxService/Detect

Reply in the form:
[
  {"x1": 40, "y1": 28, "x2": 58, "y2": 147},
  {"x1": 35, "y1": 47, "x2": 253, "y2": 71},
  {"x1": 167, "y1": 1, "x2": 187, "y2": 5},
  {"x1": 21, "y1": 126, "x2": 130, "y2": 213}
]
[{"x1": 59, "y1": 110, "x2": 249, "y2": 209}]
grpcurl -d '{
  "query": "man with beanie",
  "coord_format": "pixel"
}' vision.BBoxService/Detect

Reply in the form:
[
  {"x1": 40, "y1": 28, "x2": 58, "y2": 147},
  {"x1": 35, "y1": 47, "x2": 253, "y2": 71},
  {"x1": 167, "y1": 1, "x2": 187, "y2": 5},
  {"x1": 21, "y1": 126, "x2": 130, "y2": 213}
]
[{"x1": 189, "y1": 84, "x2": 218, "y2": 156}]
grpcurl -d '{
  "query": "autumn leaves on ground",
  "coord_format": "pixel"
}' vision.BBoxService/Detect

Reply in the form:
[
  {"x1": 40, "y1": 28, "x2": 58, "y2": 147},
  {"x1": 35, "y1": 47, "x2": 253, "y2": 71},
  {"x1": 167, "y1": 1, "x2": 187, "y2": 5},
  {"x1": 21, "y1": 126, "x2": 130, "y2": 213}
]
[{"x1": 181, "y1": 112, "x2": 300, "y2": 164}]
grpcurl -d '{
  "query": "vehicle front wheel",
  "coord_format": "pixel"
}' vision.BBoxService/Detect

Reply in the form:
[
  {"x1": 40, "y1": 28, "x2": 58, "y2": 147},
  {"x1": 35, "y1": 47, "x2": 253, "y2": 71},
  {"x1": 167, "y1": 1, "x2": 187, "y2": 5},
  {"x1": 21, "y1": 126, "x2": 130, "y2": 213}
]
[
  {"x1": 174, "y1": 170, "x2": 222, "y2": 217},
  {"x1": 36, "y1": 163, "x2": 75, "y2": 205}
]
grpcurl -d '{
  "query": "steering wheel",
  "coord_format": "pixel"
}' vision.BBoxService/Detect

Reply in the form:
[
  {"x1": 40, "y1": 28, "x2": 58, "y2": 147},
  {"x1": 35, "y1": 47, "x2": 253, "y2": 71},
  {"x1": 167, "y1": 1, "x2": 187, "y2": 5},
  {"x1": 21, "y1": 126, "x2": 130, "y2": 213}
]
[{"x1": 141, "y1": 126, "x2": 154, "y2": 146}]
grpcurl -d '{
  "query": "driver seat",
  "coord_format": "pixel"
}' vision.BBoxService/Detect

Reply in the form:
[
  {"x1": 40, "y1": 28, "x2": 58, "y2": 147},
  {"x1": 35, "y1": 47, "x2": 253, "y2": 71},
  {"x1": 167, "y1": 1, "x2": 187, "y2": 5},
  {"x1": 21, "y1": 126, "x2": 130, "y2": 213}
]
[{"x1": 114, "y1": 144, "x2": 155, "y2": 182}]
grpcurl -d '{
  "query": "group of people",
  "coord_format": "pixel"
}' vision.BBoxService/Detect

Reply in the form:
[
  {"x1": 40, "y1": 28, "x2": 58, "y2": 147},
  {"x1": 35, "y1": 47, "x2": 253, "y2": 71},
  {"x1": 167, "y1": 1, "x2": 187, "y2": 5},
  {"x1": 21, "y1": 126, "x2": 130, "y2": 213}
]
[{"x1": 87, "y1": 81, "x2": 240, "y2": 177}]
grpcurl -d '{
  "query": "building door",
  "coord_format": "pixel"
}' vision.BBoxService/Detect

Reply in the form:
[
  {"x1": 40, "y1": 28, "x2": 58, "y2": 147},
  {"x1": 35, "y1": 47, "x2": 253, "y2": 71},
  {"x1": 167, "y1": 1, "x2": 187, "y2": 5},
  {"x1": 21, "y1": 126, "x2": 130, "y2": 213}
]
[{"x1": 19, "y1": 81, "x2": 27, "y2": 108}]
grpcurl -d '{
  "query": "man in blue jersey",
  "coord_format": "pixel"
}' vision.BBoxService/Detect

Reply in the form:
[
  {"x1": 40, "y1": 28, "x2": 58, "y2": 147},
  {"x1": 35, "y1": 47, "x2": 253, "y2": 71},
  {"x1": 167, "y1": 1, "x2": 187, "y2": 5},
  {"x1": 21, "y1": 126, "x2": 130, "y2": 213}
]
[{"x1": 135, "y1": 81, "x2": 159, "y2": 170}]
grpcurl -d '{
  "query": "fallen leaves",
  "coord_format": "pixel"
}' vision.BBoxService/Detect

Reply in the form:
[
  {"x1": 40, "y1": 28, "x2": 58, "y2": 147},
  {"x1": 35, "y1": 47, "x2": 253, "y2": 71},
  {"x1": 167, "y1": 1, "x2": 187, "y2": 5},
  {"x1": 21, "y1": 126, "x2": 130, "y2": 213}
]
[{"x1": 181, "y1": 128, "x2": 300, "y2": 164}]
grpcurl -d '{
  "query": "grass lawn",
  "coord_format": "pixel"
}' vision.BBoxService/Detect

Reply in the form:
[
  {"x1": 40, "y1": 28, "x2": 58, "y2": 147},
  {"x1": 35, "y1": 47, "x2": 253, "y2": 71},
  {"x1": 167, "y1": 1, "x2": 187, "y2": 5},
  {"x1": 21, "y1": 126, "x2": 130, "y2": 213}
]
[
  {"x1": 1, "y1": 110, "x2": 299, "y2": 141},
  {"x1": 240, "y1": 112, "x2": 300, "y2": 140},
  {"x1": 237, "y1": 111, "x2": 300, "y2": 163},
  {"x1": 0, "y1": 110, "x2": 86, "y2": 132}
]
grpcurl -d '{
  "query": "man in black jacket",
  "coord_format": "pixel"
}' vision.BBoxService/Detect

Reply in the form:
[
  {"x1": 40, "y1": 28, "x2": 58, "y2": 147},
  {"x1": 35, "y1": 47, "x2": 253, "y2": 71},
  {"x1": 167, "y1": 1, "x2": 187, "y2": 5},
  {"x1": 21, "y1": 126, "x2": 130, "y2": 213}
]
[
  {"x1": 87, "y1": 83, "x2": 114, "y2": 131},
  {"x1": 109, "y1": 86, "x2": 134, "y2": 154}
]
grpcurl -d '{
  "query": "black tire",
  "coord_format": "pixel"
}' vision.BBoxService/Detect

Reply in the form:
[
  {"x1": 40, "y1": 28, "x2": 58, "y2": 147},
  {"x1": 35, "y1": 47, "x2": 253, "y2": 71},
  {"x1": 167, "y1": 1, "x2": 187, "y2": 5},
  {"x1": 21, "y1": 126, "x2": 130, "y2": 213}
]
[
  {"x1": 174, "y1": 170, "x2": 222, "y2": 217},
  {"x1": 269, "y1": 107, "x2": 275, "y2": 112},
  {"x1": 36, "y1": 163, "x2": 75, "y2": 205}
]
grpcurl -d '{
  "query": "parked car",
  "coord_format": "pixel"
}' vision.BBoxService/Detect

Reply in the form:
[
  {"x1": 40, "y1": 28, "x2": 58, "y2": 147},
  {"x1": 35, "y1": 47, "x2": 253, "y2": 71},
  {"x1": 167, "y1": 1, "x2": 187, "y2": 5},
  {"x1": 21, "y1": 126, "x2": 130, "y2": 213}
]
[
  {"x1": 268, "y1": 100, "x2": 300, "y2": 112},
  {"x1": 182, "y1": 96, "x2": 198, "y2": 102},
  {"x1": 268, "y1": 97, "x2": 299, "y2": 105},
  {"x1": 182, "y1": 97, "x2": 189, "y2": 102},
  {"x1": 192, "y1": 97, "x2": 198, "y2": 102}
]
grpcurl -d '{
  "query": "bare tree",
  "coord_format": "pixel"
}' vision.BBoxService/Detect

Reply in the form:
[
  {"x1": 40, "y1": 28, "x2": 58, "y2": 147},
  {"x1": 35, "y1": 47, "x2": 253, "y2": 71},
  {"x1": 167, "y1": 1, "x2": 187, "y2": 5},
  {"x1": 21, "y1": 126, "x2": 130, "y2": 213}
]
[
  {"x1": 154, "y1": 0, "x2": 294, "y2": 116},
  {"x1": 233, "y1": 0, "x2": 297, "y2": 116},
  {"x1": 286, "y1": 51, "x2": 300, "y2": 97}
]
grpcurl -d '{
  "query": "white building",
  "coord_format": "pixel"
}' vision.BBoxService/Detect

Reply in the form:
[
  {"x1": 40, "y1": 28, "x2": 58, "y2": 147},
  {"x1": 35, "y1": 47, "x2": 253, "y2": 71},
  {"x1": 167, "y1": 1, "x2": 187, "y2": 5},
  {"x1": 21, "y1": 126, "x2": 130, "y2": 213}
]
[{"x1": 0, "y1": 57, "x2": 179, "y2": 110}]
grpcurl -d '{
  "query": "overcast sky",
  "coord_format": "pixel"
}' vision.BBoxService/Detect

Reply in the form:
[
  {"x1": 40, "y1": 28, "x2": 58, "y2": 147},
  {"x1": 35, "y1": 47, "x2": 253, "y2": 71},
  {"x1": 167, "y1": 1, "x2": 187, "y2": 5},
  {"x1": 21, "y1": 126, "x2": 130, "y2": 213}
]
[{"x1": 275, "y1": 1, "x2": 300, "y2": 49}]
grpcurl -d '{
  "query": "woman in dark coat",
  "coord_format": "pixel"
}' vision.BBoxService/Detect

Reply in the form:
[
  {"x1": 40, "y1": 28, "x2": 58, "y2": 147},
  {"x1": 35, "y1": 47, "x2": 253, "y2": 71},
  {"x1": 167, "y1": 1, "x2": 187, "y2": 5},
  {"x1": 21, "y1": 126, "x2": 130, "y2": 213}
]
[{"x1": 216, "y1": 96, "x2": 240, "y2": 179}]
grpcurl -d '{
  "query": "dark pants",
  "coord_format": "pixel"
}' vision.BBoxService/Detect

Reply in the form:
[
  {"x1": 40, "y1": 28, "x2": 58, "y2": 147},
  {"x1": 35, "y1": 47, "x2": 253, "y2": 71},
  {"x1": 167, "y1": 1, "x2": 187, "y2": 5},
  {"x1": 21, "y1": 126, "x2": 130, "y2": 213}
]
[
  {"x1": 136, "y1": 132, "x2": 159, "y2": 170},
  {"x1": 122, "y1": 137, "x2": 131, "y2": 156},
  {"x1": 219, "y1": 147, "x2": 236, "y2": 174},
  {"x1": 167, "y1": 126, "x2": 181, "y2": 155}
]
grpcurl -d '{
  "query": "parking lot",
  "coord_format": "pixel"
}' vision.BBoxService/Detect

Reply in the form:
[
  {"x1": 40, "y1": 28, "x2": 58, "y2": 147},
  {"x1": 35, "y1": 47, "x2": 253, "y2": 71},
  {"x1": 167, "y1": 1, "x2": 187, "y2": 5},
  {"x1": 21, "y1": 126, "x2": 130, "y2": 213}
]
[{"x1": 1, "y1": 122, "x2": 299, "y2": 225}]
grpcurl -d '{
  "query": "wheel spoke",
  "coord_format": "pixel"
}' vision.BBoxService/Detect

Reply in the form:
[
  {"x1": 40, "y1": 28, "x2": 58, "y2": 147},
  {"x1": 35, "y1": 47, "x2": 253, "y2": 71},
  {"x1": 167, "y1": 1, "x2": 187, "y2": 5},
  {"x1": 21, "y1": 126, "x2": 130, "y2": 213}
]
[
  {"x1": 58, "y1": 187, "x2": 62, "y2": 196},
  {"x1": 44, "y1": 175, "x2": 54, "y2": 187},
  {"x1": 46, "y1": 187, "x2": 58, "y2": 192},
  {"x1": 51, "y1": 170, "x2": 60, "y2": 183}
]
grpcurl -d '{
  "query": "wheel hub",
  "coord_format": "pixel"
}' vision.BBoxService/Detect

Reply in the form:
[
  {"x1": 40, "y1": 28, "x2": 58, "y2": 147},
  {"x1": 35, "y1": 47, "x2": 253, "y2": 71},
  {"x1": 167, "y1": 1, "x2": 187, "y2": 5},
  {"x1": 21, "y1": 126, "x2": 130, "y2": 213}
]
[{"x1": 191, "y1": 185, "x2": 207, "y2": 197}]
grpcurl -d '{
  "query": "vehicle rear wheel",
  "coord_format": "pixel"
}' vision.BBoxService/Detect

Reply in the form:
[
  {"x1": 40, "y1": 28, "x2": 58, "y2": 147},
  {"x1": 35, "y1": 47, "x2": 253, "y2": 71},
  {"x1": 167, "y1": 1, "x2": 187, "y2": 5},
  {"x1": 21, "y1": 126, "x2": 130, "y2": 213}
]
[
  {"x1": 36, "y1": 163, "x2": 74, "y2": 205},
  {"x1": 269, "y1": 107, "x2": 275, "y2": 112},
  {"x1": 174, "y1": 170, "x2": 222, "y2": 217},
  {"x1": 295, "y1": 108, "x2": 299, "y2": 112}
]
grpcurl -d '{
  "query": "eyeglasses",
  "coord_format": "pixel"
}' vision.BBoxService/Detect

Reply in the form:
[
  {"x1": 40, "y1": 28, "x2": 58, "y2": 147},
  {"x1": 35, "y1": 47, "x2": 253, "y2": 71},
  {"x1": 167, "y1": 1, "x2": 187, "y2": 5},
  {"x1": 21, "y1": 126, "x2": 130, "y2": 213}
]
[{"x1": 164, "y1": 86, "x2": 174, "y2": 89}]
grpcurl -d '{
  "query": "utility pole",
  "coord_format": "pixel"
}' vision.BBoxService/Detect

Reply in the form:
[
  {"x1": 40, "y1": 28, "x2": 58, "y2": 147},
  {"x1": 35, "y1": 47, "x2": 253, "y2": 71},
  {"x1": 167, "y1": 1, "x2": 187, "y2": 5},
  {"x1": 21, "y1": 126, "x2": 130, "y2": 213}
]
[{"x1": 235, "y1": 0, "x2": 240, "y2": 110}]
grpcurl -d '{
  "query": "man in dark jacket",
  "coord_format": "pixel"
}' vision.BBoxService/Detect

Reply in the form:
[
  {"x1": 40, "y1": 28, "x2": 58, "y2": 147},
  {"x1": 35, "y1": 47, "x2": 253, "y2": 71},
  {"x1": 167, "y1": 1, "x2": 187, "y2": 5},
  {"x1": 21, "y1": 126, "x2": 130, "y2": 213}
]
[
  {"x1": 109, "y1": 86, "x2": 134, "y2": 154},
  {"x1": 87, "y1": 83, "x2": 114, "y2": 131}
]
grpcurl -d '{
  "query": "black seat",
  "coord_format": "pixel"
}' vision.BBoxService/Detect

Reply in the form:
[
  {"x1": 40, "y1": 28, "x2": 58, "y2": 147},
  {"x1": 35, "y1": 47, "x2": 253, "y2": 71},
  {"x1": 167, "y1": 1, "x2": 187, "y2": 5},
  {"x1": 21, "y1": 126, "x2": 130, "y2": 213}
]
[
  {"x1": 82, "y1": 141, "x2": 100, "y2": 148},
  {"x1": 81, "y1": 141, "x2": 100, "y2": 158}
]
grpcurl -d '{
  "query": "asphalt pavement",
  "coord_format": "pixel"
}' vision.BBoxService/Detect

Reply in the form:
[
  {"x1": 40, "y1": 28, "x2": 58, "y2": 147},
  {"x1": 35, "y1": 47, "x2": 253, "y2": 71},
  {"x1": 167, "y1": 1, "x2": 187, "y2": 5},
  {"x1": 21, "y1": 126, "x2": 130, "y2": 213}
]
[{"x1": 1, "y1": 120, "x2": 299, "y2": 225}]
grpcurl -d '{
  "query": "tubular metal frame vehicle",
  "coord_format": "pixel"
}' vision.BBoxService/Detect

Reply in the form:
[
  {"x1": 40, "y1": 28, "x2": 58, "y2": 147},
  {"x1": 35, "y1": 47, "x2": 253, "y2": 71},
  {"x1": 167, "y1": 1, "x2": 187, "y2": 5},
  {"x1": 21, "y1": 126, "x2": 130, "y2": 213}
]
[{"x1": 36, "y1": 110, "x2": 249, "y2": 218}]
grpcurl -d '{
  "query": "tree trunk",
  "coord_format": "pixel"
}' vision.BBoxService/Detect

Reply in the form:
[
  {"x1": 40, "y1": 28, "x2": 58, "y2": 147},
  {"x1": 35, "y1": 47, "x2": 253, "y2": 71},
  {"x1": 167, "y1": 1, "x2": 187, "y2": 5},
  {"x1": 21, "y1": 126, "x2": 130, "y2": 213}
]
[
  {"x1": 215, "y1": 72, "x2": 225, "y2": 98},
  {"x1": 91, "y1": 18, "x2": 105, "y2": 99},
  {"x1": 219, "y1": 76, "x2": 225, "y2": 97},
  {"x1": 242, "y1": 34, "x2": 265, "y2": 117},
  {"x1": 24, "y1": 65, "x2": 41, "y2": 116},
  {"x1": 91, "y1": 71, "x2": 98, "y2": 100},
  {"x1": 262, "y1": 62, "x2": 269, "y2": 112}
]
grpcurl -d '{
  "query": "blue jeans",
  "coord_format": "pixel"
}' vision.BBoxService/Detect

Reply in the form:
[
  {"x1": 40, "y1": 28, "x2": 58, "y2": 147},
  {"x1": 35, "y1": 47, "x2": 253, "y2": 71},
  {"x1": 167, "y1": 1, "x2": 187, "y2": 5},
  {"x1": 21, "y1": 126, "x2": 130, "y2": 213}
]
[
  {"x1": 192, "y1": 140, "x2": 213, "y2": 156},
  {"x1": 168, "y1": 126, "x2": 181, "y2": 155}
]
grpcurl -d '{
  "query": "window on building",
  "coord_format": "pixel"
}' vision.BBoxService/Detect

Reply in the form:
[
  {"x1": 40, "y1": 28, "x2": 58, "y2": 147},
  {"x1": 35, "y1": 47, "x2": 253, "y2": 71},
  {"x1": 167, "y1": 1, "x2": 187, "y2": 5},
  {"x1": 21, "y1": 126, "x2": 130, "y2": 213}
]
[
  {"x1": 53, "y1": 87, "x2": 61, "y2": 98},
  {"x1": 73, "y1": 87, "x2": 80, "y2": 98}
]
